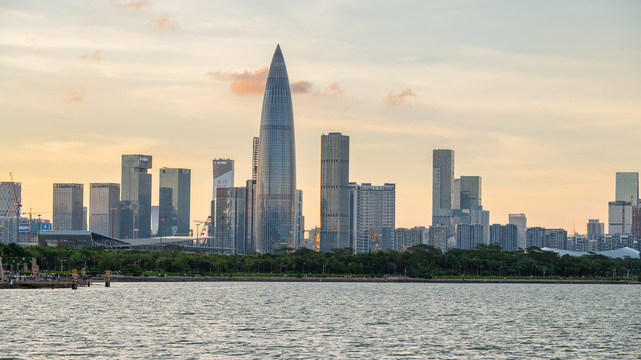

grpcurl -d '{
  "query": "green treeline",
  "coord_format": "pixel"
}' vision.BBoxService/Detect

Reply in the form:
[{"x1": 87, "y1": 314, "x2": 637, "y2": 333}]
[{"x1": 1, "y1": 242, "x2": 640, "y2": 279}]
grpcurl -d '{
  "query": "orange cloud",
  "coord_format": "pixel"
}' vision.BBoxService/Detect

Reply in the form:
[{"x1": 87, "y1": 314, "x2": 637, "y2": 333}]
[
  {"x1": 291, "y1": 80, "x2": 312, "y2": 94},
  {"x1": 386, "y1": 88, "x2": 416, "y2": 105},
  {"x1": 110, "y1": 0, "x2": 151, "y2": 10},
  {"x1": 65, "y1": 88, "x2": 86, "y2": 102},
  {"x1": 328, "y1": 82, "x2": 344, "y2": 94},
  {"x1": 79, "y1": 50, "x2": 101, "y2": 61},
  {"x1": 150, "y1": 13, "x2": 176, "y2": 29},
  {"x1": 208, "y1": 68, "x2": 268, "y2": 96}
]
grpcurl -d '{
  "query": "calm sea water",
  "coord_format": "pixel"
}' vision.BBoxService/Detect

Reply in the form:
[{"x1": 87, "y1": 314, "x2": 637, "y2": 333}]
[{"x1": 0, "y1": 282, "x2": 639, "y2": 359}]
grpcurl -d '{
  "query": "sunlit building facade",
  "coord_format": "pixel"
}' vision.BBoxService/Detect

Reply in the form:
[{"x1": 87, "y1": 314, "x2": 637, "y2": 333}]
[
  {"x1": 255, "y1": 45, "x2": 297, "y2": 253},
  {"x1": 320, "y1": 132, "x2": 350, "y2": 252},
  {"x1": 159, "y1": 168, "x2": 191, "y2": 236},
  {"x1": 120, "y1": 154, "x2": 152, "y2": 238},
  {"x1": 53, "y1": 183, "x2": 84, "y2": 231},
  {"x1": 89, "y1": 183, "x2": 120, "y2": 237},
  {"x1": 432, "y1": 149, "x2": 454, "y2": 236}
]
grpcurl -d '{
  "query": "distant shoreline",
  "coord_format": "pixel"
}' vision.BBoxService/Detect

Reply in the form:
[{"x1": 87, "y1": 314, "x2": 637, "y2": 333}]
[{"x1": 95, "y1": 275, "x2": 640, "y2": 285}]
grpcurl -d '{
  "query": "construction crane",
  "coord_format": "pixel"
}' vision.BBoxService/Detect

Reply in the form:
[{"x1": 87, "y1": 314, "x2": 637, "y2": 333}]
[
  {"x1": 192, "y1": 216, "x2": 212, "y2": 247},
  {"x1": 21, "y1": 209, "x2": 52, "y2": 244},
  {"x1": 9, "y1": 173, "x2": 21, "y2": 243}
]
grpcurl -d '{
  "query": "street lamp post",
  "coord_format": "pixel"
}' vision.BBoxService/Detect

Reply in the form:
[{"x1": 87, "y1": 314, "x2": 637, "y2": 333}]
[{"x1": 196, "y1": 223, "x2": 200, "y2": 247}]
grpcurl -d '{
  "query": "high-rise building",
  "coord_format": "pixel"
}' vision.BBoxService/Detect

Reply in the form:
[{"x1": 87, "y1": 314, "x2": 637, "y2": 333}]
[
  {"x1": 432, "y1": 149, "x2": 454, "y2": 236},
  {"x1": 608, "y1": 201, "x2": 631, "y2": 235},
  {"x1": 350, "y1": 182, "x2": 396, "y2": 253},
  {"x1": 471, "y1": 207, "x2": 490, "y2": 244},
  {"x1": 295, "y1": 189, "x2": 304, "y2": 249},
  {"x1": 159, "y1": 168, "x2": 191, "y2": 236},
  {"x1": 452, "y1": 178, "x2": 461, "y2": 210},
  {"x1": 489, "y1": 224, "x2": 518, "y2": 251},
  {"x1": 586, "y1": 219, "x2": 605, "y2": 241},
  {"x1": 544, "y1": 228, "x2": 568, "y2": 249},
  {"x1": 428, "y1": 224, "x2": 448, "y2": 253},
  {"x1": 632, "y1": 206, "x2": 641, "y2": 238},
  {"x1": 244, "y1": 179, "x2": 256, "y2": 253},
  {"x1": 526, "y1": 227, "x2": 546, "y2": 248},
  {"x1": 255, "y1": 45, "x2": 297, "y2": 253},
  {"x1": 212, "y1": 159, "x2": 234, "y2": 200},
  {"x1": 0, "y1": 181, "x2": 20, "y2": 218},
  {"x1": 252, "y1": 137, "x2": 259, "y2": 181},
  {"x1": 120, "y1": 154, "x2": 152, "y2": 238},
  {"x1": 457, "y1": 223, "x2": 484, "y2": 250},
  {"x1": 460, "y1": 176, "x2": 482, "y2": 210},
  {"x1": 53, "y1": 183, "x2": 84, "y2": 231},
  {"x1": 89, "y1": 183, "x2": 120, "y2": 237},
  {"x1": 320, "y1": 132, "x2": 350, "y2": 252},
  {"x1": 0, "y1": 181, "x2": 22, "y2": 244},
  {"x1": 395, "y1": 227, "x2": 427, "y2": 252},
  {"x1": 214, "y1": 187, "x2": 245, "y2": 254},
  {"x1": 82, "y1": 207, "x2": 87, "y2": 231},
  {"x1": 508, "y1": 213, "x2": 527, "y2": 249},
  {"x1": 615, "y1": 172, "x2": 639, "y2": 204}
]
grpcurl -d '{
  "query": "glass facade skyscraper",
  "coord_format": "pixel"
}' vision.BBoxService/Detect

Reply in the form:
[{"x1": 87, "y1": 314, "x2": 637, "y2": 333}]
[
  {"x1": 432, "y1": 149, "x2": 454, "y2": 236},
  {"x1": 255, "y1": 45, "x2": 297, "y2": 253},
  {"x1": 53, "y1": 183, "x2": 84, "y2": 231},
  {"x1": 159, "y1": 168, "x2": 191, "y2": 236},
  {"x1": 320, "y1": 132, "x2": 350, "y2": 252},
  {"x1": 89, "y1": 183, "x2": 120, "y2": 237},
  {"x1": 120, "y1": 154, "x2": 152, "y2": 238}
]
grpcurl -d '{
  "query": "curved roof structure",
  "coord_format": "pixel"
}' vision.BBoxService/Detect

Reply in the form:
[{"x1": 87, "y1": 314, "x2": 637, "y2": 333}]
[{"x1": 541, "y1": 247, "x2": 640, "y2": 259}]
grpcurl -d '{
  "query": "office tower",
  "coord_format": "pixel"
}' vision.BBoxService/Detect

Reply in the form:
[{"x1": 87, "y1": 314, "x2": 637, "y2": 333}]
[
  {"x1": 457, "y1": 223, "x2": 483, "y2": 250},
  {"x1": 544, "y1": 229, "x2": 568, "y2": 249},
  {"x1": 471, "y1": 208, "x2": 490, "y2": 244},
  {"x1": 214, "y1": 187, "x2": 245, "y2": 254},
  {"x1": 489, "y1": 224, "x2": 518, "y2": 251},
  {"x1": 295, "y1": 189, "x2": 304, "y2": 249},
  {"x1": 151, "y1": 206, "x2": 159, "y2": 235},
  {"x1": 607, "y1": 172, "x2": 638, "y2": 236},
  {"x1": 255, "y1": 45, "x2": 297, "y2": 253},
  {"x1": 159, "y1": 168, "x2": 191, "y2": 236},
  {"x1": 120, "y1": 154, "x2": 152, "y2": 238},
  {"x1": 526, "y1": 227, "x2": 546, "y2": 248},
  {"x1": 320, "y1": 132, "x2": 350, "y2": 252},
  {"x1": 508, "y1": 213, "x2": 527, "y2": 249},
  {"x1": 586, "y1": 219, "x2": 605, "y2": 241},
  {"x1": 432, "y1": 149, "x2": 454, "y2": 236},
  {"x1": 428, "y1": 225, "x2": 448, "y2": 253},
  {"x1": 350, "y1": 182, "x2": 396, "y2": 253},
  {"x1": 0, "y1": 181, "x2": 20, "y2": 217},
  {"x1": 632, "y1": 206, "x2": 641, "y2": 238},
  {"x1": 244, "y1": 179, "x2": 256, "y2": 253},
  {"x1": 615, "y1": 172, "x2": 639, "y2": 204},
  {"x1": 252, "y1": 137, "x2": 259, "y2": 181},
  {"x1": 395, "y1": 226, "x2": 428, "y2": 251},
  {"x1": 82, "y1": 207, "x2": 87, "y2": 231},
  {"x1": 52, "y1": 183, "x2": 84, "y2": 231},
  {"x1": 608, "y1": 201, "x2": 631, "y2": 235},
  {"x1": 452, "y1": 178, "x2": 461, "y2": 210},
  {"x1": 460, "y1": 176, "x2": 482, "y2": 210},
  {"x1": 212, "y1": 159, "x2": 234, "y2": 200},
  {"x1": 89, "y1": 183, "x2": 120, "y2": 237},
  {"x1": 0, "y1": 181, "x2": 21, "y2": 244}
]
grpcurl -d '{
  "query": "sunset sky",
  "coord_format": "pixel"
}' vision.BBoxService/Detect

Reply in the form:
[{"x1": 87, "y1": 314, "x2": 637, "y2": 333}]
[{"x1": 1, "y1": 1, "x2": 640, "y2": 234}]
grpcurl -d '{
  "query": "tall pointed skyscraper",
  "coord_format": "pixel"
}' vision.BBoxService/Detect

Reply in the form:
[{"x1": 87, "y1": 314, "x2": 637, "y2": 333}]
[{"x1": 255, "y1": 44, "x2": 297, "y2": 253}]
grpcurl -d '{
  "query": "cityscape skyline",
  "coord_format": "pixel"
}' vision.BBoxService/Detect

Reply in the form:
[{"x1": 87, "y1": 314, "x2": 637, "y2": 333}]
[{"x1": 1, "y1": 1, "x2": 640, "y2": 233}]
